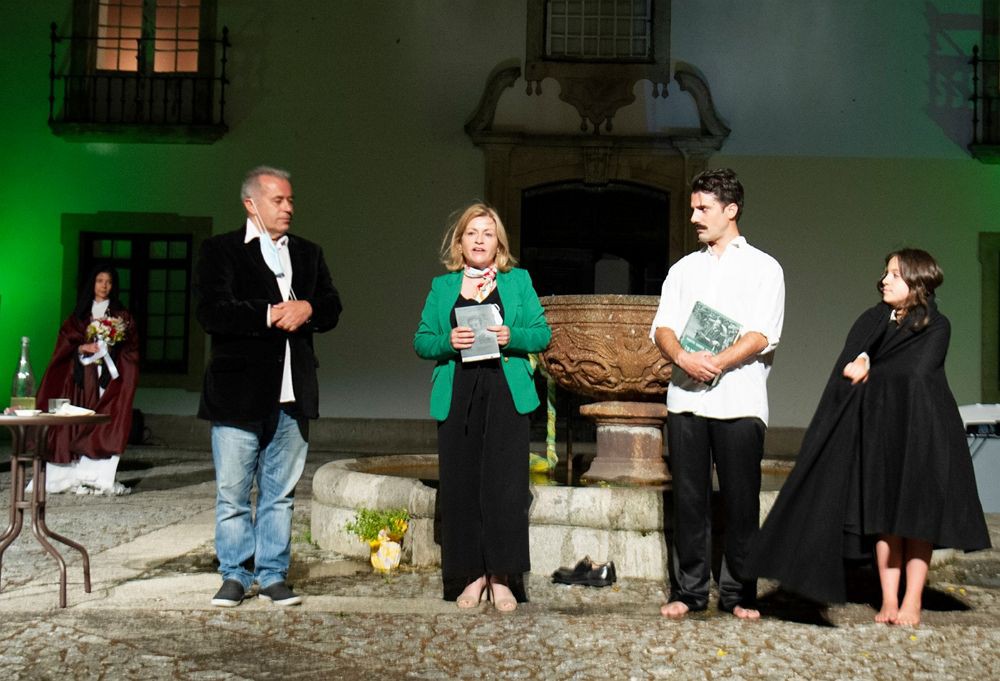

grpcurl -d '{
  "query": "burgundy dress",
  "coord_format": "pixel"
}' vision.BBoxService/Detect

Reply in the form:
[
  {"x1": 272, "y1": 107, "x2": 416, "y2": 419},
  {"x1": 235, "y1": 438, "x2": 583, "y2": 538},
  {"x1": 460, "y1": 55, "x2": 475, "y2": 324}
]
[{"x1": 36, "y1": 306, "x2": 139, "y2": 463}]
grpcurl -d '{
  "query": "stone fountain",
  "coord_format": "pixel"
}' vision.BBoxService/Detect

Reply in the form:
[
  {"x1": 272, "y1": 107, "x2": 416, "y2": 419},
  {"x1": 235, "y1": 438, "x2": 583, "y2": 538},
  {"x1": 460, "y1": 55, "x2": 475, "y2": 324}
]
[{"x1": 538, "y1": 294, "x2": 672, "y2": 484}]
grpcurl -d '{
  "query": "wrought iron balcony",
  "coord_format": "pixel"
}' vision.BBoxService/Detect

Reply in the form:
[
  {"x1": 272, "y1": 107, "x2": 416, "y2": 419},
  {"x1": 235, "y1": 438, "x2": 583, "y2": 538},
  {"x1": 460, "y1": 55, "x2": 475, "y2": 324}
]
[
  {"x1": 47, "y1": 22, "x2": 230, "y2": 144},
  {"x1": 970, "y1": 44, "x2": 1000, "y2": 163}
]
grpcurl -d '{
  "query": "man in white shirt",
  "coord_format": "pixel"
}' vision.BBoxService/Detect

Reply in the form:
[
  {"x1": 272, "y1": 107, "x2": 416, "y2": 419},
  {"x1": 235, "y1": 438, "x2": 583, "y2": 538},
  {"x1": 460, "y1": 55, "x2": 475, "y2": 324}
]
[
  {"x1": 650, "y1": 168, "x2": 785, "y2": 619},
  {"x1": 196, "y1": 166, "x2": 342, "y2": 608}
]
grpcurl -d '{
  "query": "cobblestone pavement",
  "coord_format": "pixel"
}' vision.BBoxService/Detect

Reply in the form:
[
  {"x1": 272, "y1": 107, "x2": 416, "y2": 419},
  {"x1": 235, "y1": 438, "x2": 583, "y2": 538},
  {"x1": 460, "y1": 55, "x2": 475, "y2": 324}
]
[{"x1": 1, "y1": 446, "x2": 998, "y2": 680}]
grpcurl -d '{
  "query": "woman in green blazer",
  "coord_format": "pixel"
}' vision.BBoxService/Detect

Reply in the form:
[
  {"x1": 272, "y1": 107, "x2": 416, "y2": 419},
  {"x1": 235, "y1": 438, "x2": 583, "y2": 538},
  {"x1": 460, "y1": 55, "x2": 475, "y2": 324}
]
[{"x1": 414, "y1": 203, "x2": 550, "y2": 612}]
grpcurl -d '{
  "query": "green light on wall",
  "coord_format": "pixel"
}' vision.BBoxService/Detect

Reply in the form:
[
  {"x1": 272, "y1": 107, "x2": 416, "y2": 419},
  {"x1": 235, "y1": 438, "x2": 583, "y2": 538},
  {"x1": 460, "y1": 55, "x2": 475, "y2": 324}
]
[{"x1": 0, "y1": 209, "x2": 67, "y2": 392}]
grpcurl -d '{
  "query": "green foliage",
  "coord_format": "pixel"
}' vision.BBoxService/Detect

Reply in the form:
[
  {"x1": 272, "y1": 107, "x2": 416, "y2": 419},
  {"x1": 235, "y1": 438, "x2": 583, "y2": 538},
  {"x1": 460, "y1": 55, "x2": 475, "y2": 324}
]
[
  {"x1": 344, "y1": 507, "x2": 410, "y2": 543},
  {"x1": 292, "y1": 528, "x2": 315, "y2": 546}
]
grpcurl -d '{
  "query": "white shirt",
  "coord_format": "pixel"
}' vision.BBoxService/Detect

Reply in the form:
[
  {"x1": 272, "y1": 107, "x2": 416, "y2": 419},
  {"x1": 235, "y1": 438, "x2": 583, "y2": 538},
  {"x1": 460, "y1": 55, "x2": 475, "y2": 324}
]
[
  {"x1": 649, "y1": 236, "x2": 785, "y2": 424},
  {"x1": 244, "y1": 219, "x2": 296, "y2": 403},
  {"x1": 91, "y1": 299, "x2": 110, "y2": 319}
]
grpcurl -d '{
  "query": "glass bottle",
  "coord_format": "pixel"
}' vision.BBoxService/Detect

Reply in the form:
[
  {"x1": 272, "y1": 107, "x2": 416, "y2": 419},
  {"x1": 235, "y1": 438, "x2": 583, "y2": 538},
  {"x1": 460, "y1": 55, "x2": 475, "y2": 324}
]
[{"x1": 10, "y1": 336, "x2": 36, "y2": 411}]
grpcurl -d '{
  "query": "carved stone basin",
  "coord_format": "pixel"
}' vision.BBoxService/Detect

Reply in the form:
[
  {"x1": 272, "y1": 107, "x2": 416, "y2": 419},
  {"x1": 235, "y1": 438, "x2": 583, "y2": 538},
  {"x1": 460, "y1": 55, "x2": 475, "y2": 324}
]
[
  {"x1": 538, "y1": 295, "x2": 671, "y2": 402},
  {"x1": 539, "y1": 295, "x2": 673, "y2": 484}
]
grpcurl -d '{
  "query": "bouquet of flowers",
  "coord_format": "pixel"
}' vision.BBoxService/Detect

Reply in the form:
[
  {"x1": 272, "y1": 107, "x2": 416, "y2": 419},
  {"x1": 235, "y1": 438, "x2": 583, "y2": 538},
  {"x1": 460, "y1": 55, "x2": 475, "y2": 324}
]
[
  {"x1": 345, "y1": 507, "x2": 410, "y2": 574},
  {"x1": 345, "y1": 507, "x2": 409, "y2": 546},
  {"x1": 85, "y1": 317, "x2": 128, "y2": 346},
  {"x1": 83, "y1": 317, "x2": 128, "y2": 370}
]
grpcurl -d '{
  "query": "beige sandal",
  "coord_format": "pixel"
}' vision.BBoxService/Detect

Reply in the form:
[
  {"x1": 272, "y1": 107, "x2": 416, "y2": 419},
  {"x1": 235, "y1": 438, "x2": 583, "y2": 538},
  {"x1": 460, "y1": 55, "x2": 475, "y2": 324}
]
[
  {"x1": 456, "y1": 576, "x2": 488, "y2": 609},
  {"x1": 489, "y1": 578, "x2": 517, "y2": 613}
]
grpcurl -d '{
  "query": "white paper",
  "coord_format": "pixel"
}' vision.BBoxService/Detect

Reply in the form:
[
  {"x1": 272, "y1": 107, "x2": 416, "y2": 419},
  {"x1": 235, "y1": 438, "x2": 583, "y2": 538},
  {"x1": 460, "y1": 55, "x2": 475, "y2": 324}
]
[{"x1": 54, "y1": 403, "x2": 96, "y2": 416}]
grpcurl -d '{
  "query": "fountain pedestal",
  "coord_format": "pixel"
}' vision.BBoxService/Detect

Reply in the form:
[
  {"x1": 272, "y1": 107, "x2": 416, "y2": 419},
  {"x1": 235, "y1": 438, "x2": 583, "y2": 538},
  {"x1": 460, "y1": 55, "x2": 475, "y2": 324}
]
[{"x1": 579, "y1": 401, "x2": 669, "y2": 484}]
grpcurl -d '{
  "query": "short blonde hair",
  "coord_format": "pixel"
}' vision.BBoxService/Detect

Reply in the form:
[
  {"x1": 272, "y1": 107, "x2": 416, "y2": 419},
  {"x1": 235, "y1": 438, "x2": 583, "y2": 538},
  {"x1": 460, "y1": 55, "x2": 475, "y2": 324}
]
[{"x1": 439, "y1": 202, "x2": 517, "y2": 272}]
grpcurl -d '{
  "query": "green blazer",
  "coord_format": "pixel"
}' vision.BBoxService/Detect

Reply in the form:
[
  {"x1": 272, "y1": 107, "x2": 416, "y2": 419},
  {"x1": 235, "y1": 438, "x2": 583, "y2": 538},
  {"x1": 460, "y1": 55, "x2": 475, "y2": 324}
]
[{"x1": 414, "y1": 268, "x2": 551, "y2": 421}]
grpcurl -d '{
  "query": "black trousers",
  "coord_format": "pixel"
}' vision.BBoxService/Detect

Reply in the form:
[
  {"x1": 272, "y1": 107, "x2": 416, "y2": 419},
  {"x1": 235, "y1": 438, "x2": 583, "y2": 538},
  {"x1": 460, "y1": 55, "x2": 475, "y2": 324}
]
[
  {"x1": 437, "y1": 361, "x2": 531, "y2": 601},
  {"x1": 667, "y1": 412, "x2": 764, "y2": 611}
]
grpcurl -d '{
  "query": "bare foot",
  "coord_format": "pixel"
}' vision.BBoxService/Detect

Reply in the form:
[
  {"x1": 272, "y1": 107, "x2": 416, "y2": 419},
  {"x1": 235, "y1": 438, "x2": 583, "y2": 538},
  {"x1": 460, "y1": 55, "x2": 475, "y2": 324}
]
[
  {"x1": 894, "y1": 602, "x2": 921, "y2": 627},
  {"x1": 875, "y1": 601, "x2": 898, "y2": 624},
  {"x1": 660, "y1": 601, "x2": 689, "y2": 619},
  {"x1": 732, "y1": 606, "x2": 760, "y2": 620},
  {"x1": 456, "y1": 576, "x2": 488, "y2": 609}
]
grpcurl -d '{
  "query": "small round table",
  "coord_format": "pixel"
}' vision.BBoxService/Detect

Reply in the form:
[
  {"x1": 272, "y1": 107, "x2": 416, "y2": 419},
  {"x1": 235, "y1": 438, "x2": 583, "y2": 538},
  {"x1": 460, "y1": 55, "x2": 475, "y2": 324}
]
[{"x1": 0, "y1": 413, "x2": 110, "y2": 607}]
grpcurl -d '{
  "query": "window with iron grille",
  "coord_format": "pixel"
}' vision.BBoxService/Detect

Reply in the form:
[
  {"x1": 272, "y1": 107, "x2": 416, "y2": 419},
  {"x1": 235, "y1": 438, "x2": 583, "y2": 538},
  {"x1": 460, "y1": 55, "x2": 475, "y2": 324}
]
[{"x1": 546, "y1": 0, "x2": 652, "y2": 61}]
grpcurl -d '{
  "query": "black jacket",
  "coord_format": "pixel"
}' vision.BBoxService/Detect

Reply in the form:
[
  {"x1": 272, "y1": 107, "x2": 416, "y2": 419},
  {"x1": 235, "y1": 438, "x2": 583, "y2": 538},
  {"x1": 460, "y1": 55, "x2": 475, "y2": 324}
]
[{"x1": 195, "y1": 228, "x2": 342, "y2": 422}]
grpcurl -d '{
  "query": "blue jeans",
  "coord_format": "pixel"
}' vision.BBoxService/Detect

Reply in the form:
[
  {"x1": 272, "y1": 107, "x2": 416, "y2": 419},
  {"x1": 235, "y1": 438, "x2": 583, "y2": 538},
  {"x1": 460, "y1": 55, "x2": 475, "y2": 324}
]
[{"x1": 212, "y1": 411, "x2": 308, "y2": 589}]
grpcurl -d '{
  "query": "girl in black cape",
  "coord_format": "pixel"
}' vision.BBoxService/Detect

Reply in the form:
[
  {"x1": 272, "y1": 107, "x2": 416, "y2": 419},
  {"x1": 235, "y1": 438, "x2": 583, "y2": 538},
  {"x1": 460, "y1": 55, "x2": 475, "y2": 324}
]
[{"x1": 748, "y1": 249, "x2": 990, "y2": 626}]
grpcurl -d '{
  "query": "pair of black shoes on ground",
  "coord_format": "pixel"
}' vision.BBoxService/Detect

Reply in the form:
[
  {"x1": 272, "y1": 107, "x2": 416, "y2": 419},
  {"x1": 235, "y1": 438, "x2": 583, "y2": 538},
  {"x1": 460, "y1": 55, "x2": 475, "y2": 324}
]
[
  {"x1": 212, "y1": 580, "x2": 302, "y2": 607},
  {"x1": 551, "y1": 556, "x2": 617, "y2": 587}
]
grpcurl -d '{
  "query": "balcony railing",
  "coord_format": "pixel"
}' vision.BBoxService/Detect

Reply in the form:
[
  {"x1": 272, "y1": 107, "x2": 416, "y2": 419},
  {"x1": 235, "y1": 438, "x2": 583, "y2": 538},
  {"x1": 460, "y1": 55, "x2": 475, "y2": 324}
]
[
  {"x1": 970, "y1": 44, "x2": 1000, "y2": 162},
  {"x1": 48, "y1": 22, "x2": 230, "y2": 143}
]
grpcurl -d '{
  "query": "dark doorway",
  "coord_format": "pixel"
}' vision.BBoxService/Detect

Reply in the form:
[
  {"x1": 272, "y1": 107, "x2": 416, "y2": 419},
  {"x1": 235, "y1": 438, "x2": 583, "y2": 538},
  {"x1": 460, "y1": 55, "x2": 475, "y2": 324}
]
[
  {"x1": 520, "y1": 181, "x2": 671, "y2": 448},
  {"x1": 519, "y1": 181, "x2": 669, "y2": 296}
]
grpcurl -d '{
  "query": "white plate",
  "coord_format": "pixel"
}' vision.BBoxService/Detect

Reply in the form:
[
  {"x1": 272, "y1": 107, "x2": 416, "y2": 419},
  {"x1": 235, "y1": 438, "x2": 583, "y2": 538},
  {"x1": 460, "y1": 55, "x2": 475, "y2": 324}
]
[{"x1": 13, "y1": 409, "x2": 43, "y2": 416}]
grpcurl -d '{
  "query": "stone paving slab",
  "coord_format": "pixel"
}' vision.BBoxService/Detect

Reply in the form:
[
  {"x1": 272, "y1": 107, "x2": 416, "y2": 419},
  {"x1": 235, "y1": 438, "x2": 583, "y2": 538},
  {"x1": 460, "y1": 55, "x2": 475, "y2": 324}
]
[
  {"x1": 1, "y1": 606, "x2": 997, "y2": 680},
  {"x1": 0, "y1": 446, "x2": 998, "y2": 679}
]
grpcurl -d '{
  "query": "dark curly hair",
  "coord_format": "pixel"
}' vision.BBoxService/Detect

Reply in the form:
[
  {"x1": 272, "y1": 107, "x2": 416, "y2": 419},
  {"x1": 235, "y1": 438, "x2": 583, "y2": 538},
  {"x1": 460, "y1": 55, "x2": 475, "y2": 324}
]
[{"x1": 691, "y1": 168, "x2": 744, "y2": 221}]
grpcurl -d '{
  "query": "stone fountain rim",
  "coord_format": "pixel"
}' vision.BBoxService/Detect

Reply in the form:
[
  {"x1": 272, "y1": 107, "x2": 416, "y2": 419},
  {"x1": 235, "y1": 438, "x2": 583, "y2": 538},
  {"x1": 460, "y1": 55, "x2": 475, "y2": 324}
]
[
  {"x1": 313, "y1": 455, "x2": 665, "y2": 531},
  {"x1": 539, "y1": 293, "x2": 661, "y2": 306}
]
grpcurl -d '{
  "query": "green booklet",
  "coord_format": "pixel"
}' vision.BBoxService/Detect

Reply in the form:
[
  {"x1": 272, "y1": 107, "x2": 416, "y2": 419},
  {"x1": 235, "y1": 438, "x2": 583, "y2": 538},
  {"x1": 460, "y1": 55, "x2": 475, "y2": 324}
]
[{"x1": 679, "y1": 301, "x2": 742, "y2": 385}]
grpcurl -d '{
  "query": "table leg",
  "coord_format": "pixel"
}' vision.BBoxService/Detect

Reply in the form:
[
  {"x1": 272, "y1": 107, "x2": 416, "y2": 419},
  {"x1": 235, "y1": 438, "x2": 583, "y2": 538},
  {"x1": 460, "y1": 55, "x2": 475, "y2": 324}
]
[
  {"x1": 1, "y1": 454, "x2": 26, "y2": 544},
  {"x1": 29, "y1": 455, "x2": 71, "y2": 608},
  {"x1": 2, "y1": 424, "x2": 95, "y2": 608},
  {"x1": 33, "y1": 458, "x2": 91, "y2": 593},
  {"x1": 0, "y1": 428, "x2": 28, "y2": 592}
]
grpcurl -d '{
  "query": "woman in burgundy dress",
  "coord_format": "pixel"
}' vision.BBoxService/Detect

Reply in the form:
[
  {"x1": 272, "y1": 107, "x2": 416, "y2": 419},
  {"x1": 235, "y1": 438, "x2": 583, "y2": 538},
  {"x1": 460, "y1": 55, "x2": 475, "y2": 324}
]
[{"x1": 36, "y1": 264, "x2": 139, "y2": 495}]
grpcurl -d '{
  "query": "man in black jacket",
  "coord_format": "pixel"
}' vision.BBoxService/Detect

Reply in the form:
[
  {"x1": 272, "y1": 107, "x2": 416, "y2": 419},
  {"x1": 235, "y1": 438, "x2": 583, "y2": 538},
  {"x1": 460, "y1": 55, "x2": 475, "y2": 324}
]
[{"x1": 196, "y1": 166, "x2": 342, "y2": 607}]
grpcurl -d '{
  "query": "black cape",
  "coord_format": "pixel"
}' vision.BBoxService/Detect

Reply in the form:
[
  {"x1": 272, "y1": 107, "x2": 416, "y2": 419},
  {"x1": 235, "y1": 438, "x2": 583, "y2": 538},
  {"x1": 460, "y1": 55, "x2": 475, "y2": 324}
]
[{"x1": 747, "y1": 300, "x2": 991, "y2": 603}]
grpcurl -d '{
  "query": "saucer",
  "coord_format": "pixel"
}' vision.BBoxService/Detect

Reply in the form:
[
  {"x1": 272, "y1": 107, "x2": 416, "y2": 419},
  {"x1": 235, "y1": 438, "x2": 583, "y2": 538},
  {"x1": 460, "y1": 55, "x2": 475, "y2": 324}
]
[{"x1": 13, "y1": 409, "x2": 43, "y2": 416}]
